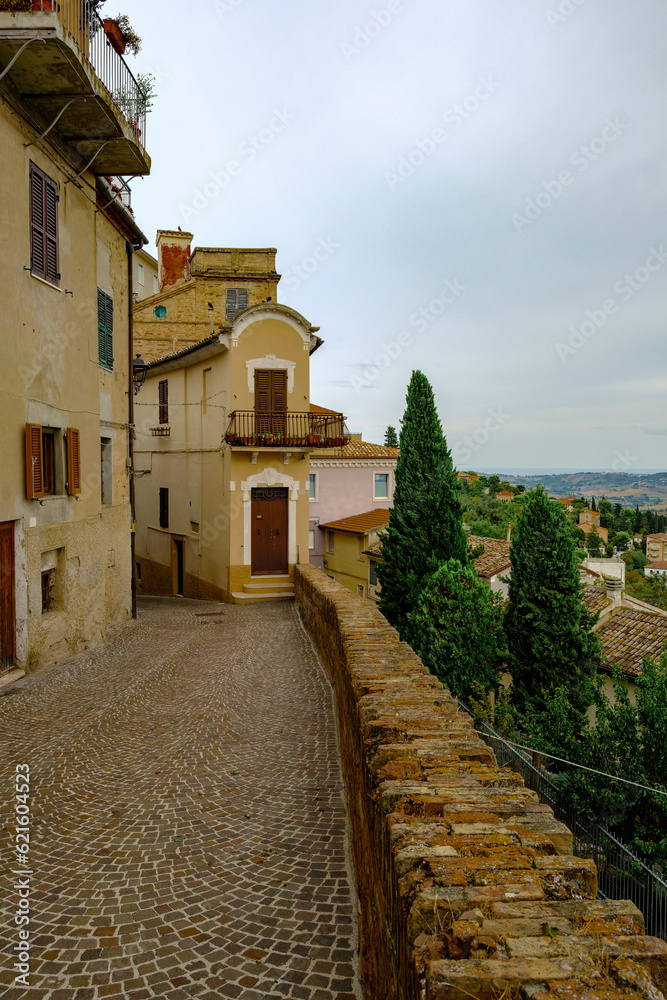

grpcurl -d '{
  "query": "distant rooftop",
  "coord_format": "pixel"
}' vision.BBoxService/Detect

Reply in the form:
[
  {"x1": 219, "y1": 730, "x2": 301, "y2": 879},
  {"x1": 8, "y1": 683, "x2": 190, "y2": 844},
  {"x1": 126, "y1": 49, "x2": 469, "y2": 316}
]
[{"x1": 320, "y1": 509, "x2": 391, "y2": 535}]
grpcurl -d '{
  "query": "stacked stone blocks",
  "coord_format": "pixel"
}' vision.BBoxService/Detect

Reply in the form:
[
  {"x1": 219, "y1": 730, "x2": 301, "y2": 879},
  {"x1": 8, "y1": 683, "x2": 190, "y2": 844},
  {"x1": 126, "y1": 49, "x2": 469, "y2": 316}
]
[{"x1": 295, "y1": 564, "x2": 667, "y2": 1000}]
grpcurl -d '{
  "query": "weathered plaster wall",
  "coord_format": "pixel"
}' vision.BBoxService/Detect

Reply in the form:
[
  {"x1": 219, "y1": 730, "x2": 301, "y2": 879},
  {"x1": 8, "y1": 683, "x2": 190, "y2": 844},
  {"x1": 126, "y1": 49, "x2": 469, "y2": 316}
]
[{"x1": 295, "y1": 564, "x2": 667, "y2": 1000}]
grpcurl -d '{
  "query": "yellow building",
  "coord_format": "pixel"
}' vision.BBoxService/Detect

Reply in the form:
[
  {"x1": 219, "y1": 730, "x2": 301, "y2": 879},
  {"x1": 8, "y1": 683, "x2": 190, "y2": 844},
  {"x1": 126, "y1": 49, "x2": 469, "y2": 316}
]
[
  {"x1": 133, "y1": 299, "x2": 348, "y2": 603},
  {"x1": 319, "y1": 510, "x2": 390, "y2": 599},
  {"x1": 579, "y1": 508, "x2": 608, "y2": 544},
  {"x1": 0, "y1": 4, "x2": 150, "y2": 672}
]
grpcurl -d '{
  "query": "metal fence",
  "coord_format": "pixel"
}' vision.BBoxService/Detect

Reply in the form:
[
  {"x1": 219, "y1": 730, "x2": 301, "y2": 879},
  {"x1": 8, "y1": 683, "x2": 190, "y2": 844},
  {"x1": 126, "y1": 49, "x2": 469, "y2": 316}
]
[
  {"x1": 31, "y1": 0, "x2": 146, "y2": 143},
  {"x1": 225, "y1": 411, "x2": 350, "y2": 448},
  {"x1": 459, "y1": 701, "x2": 667, "y2": 940}
]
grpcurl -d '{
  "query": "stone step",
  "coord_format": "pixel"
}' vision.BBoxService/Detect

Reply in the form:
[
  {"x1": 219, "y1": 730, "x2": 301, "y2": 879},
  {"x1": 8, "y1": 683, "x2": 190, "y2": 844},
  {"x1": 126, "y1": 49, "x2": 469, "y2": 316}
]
[
  {"x1": 243, "y1": 580, "x2": 295, "y2": 592},
  {"x1": 231, "y1": 591, "x2": 295, "y2": 604}
]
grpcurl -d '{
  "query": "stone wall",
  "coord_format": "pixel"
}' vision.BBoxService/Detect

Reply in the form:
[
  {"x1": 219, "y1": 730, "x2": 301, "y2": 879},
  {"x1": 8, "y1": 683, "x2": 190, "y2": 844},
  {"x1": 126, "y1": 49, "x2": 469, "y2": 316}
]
[{"x1": 295, "y1": 564, "x2": 667, "y2": 1000}]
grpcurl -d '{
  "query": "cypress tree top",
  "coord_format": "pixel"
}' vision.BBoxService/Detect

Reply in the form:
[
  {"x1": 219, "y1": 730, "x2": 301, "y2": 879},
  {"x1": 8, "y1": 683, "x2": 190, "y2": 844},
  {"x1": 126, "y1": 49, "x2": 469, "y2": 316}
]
[{"x1": 378, "y1": 371, "x2": 468, "y2": 637}]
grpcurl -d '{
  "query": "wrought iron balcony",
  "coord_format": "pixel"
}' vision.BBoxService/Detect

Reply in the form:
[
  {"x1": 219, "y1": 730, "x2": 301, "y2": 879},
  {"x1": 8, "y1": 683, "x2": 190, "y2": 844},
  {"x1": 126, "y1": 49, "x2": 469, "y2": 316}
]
[
  {"x1": 225, "y1": 411, "x2": 350, "y2": 449},
  {"x1": 0, "y1": 0, "x2": 150, "y2": 174}
]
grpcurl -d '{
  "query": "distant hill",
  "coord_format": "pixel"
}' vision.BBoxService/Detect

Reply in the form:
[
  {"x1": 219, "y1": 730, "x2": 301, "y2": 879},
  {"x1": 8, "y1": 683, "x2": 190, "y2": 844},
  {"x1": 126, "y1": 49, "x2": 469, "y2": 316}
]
[{"x1": 498, "y1": 471, "x2": 667, "y2": 511}]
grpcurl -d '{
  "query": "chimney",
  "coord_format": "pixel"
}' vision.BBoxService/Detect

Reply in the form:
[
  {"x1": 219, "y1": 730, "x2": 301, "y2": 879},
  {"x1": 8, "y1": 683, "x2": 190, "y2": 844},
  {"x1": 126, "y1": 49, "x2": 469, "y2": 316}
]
[
  {"x1": 156, "y1": 229, "x2": 193, "y2": 293},
  {"x1": 605, "y1": 576, "x2": 623, "y2": 608},
  {"x1": 350, "y1": 433, "x2": 363, "y2": 443}
]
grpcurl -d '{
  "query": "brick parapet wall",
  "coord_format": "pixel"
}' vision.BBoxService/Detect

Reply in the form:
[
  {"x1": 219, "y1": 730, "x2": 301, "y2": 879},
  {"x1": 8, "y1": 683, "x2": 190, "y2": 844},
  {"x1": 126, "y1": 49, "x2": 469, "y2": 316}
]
[{"x1": 294, "y1": 564, "x2": 667, "y2": 1000}]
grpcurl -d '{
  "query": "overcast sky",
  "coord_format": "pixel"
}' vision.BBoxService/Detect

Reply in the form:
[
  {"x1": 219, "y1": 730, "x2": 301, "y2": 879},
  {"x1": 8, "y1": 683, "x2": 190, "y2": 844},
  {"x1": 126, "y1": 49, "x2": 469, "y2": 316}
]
[{"x1": 117, "y1": 0, "x2": 666, "y2": 471}]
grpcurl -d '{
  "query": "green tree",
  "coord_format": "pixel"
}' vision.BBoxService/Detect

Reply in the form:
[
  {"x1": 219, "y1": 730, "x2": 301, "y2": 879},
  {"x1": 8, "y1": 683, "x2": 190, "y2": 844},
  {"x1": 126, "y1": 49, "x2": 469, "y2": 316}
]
[
  {"x1": 586, "y1": 527, "x2": 603, "y2": 557},
  {"x1": 384, "y1": 425, "x2": 399, "y2": 448},
  {"x1": 378, "y1": 371, "x2": 467, "y2": 637},
  {"x1": 615, "y1": 531, "x2": 630, "y2": 551},
  {"x1": 504, "y1": 487, "x2": 602, "y2": 719},
  {"x1": 564, "y1": 654, "x2": 667, "y2": 863},
  {"x1": 405, "y1": 559, "x2": 505, "y2": 702}
]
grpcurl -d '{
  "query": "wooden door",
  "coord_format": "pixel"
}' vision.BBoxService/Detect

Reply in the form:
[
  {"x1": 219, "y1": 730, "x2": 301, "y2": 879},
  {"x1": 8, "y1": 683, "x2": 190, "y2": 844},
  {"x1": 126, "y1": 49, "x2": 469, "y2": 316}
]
[
  {"x1": 255, "y1": 370, "x2": 287, "y2": 436},
  {"x1": 251, "y1": 488, "x2": 288, "y2": 575},
  {"x1": 0, "y1": 522, "x2": 15, "y2": 671}
]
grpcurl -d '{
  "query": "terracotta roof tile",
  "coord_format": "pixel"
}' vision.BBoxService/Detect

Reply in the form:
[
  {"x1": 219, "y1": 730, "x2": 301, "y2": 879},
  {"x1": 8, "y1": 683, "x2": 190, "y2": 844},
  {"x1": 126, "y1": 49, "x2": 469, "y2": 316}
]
[
  {"x1": 581, "y1": 584, "x2": 611, "y2": 614},
  {"x1": 310, "y1": 403, "x2": 341, "y2": 414},
  {"x1": 596, "y1": 607, "x2": 667, "y2": 677},
  {"x1": 320, "y1": 508, "x2": 391, "y2": 534},
  {"x1": 467, "y1": 535, "x2": 511, "y2": 579},
  {"x1": 325, "y1": 439, "x2": 399, "y2": 459}
]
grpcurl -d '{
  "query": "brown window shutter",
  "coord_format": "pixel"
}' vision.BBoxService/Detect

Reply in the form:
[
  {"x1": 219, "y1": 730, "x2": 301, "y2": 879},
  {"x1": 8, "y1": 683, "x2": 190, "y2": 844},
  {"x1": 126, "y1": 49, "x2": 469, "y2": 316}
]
[
  {"x1": 271, "y1": 370, "x2": 287, "y2": 412},
  {"x1": 29, "y1": 167, "x2": 45, "y2": 280},
  {"x1": 158, "y1": 379, "x2": 168, "y2": 423},
  {"x1": 25, "y1": 423, "x2": 44, "y2": 499},
  {"x1": 255, "y1": 370, "x2": 270, "y2": 412},
  {"x1": 45, "y1": 178, "x2": 59, "y2": 284},
  {"x1": 66, "y1": 428, "x2": 81, "y2": 495}
]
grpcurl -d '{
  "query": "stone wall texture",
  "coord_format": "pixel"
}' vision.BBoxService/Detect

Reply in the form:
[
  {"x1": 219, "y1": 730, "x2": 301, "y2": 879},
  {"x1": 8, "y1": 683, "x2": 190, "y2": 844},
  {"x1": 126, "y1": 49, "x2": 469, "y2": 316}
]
[{"x1": 295, "y1": 563, "x2": 667, "y2": 1000}]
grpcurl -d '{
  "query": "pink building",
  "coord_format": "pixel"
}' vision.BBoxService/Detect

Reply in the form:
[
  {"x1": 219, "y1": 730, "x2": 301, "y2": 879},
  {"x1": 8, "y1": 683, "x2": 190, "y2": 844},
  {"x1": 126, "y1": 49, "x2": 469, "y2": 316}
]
[{"x1": 308, "y1": 434, "x2": 399, "y2": 570}]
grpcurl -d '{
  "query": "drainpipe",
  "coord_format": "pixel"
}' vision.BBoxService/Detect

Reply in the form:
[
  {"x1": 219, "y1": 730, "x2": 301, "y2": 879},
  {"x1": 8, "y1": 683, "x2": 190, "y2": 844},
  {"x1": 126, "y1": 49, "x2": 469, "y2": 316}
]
[{"x1": 127, "y1": 239, "x2": 138, "y2": 618}]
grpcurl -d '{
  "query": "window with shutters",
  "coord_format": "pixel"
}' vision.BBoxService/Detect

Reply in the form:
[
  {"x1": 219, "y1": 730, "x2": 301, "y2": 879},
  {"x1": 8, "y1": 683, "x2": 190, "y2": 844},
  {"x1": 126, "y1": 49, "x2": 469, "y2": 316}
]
[
  {"x1": 226, "y1": 287, "x2": 249, "y2": 320},
  {"x1": 158, "y1": 380, "x2": 168, "y2": 424},
  {"x1": 159, "y1": 487, "x2": 169, "y2": 529},
  {"x1": 25, "y1": 425, "x2": 79, "y2": 498},
  {"x1": 254, "y1": 369, "x2": 287, "y2": 435},
  {"x1": 29, "y1": 164, "x2": 59, "y2": 286},
  {"x1": 97, "y1": 289, "x2": 113, "y2": 369}
]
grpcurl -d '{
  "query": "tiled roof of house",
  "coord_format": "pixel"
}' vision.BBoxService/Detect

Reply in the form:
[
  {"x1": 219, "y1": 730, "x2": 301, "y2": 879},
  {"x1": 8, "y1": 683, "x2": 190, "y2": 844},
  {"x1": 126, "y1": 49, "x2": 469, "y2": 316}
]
[
  {"x1": 310, "y1": 403, "x2": 341, "y2": 414},
  {"x1": 581, "y1": 584, "x2": 611, "y2": 614},
  {"x1": 648, "y1": 533, "x2": 667, "y2": 542},
  {"x1": 320, "y1": 509, "x2": 391, "y2": 534},
  {"x1": 648, "y1": 561, "x2": 667, "y2": 569},
  {"x1": 596, "y1": 607, "x2": 667, "y2": 677},
  {"x1": 315, "y1": 438, "x2": 399, "y2": 458},
  {"x1": 467, "y1": 535, "x2": 511, "y2": 579}
]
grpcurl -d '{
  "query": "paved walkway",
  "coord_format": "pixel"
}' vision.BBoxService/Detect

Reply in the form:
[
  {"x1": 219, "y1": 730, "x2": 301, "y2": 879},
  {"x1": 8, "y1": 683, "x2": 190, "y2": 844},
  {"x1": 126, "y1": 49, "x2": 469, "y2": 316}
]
[{"x1": 0, "y1": 598, "x2": 361, "y2": 1000}]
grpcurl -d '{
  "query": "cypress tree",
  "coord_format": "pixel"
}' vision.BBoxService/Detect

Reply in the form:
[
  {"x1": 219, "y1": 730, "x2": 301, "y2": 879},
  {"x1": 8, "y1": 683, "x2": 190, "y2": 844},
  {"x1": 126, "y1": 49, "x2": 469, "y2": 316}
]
[
  {"x1": 504, "y1": 486, "x2": 602, "y2": 720},
  {"x1": 384, "y1": 425, "x2": 399, "y2": 448},
  {"x1": 378, "y1": 371, "x2": 467, "y2": 638}
]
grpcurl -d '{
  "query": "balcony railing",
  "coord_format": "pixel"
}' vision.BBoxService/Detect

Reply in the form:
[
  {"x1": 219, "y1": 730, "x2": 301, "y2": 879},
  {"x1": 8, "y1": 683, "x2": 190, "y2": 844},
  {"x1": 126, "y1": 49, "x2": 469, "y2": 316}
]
[
  {"x1": 225, "y1": 411, "x2": 350, "y2": 449},
  {"x1": 29, "y1": 0, "x2": 146, "y2": 143}
]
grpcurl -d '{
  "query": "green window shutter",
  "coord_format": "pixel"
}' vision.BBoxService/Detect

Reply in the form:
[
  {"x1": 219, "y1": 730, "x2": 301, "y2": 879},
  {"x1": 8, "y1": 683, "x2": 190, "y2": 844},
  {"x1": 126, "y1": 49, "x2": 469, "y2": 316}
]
[
  {"x1": 30, "y1": 167, "x2": 46, "y2": 279},
  {"x1": 44, "y1": 177, "x2": 59, "y2": 284},
  {"x1": 98, "y1": 289, "x2": 113, "y2": 367}
]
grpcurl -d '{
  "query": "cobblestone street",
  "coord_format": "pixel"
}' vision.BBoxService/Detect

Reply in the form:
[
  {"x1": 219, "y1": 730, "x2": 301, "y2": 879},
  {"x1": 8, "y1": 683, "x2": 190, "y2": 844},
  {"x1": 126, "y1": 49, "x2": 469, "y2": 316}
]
[{"x1": 0, "y1": 598, "x2": 361, "y2": 1000}]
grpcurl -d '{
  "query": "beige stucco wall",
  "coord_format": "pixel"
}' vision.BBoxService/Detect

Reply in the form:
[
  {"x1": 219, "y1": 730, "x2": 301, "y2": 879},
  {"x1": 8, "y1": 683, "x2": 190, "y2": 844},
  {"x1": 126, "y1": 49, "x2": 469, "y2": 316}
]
[{"x1": 0, "y1": 98, "x2": 132, "y2": 668}]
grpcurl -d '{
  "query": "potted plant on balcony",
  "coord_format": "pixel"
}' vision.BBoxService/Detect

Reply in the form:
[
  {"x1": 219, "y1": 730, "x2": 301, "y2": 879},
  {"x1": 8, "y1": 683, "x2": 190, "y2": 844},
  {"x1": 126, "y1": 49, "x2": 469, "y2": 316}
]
[{"x1": 104, "y1": 13, "x2": 142, "y2": 56}]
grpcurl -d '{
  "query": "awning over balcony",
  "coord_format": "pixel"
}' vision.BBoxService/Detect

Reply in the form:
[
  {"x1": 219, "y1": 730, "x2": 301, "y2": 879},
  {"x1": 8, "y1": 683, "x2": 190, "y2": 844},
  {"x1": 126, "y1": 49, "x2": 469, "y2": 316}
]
[
  {"x1": 225, "y1": 411, "x2": 350, "y2": 449},
  {"x1": 0, "y1": 9, "x2": 150, "y2": 175}
]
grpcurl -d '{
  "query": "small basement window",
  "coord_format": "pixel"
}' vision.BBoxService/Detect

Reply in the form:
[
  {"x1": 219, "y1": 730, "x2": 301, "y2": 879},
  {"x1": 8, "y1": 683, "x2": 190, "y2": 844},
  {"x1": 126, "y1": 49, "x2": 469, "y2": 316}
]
[{"x1": 41, "y1": 569, "x2": 55, "y2": 613}]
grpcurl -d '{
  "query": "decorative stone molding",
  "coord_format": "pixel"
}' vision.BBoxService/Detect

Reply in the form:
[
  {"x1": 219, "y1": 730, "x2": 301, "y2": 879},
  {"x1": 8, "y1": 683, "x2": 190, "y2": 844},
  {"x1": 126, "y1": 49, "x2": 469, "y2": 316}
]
[
  {"x1": 246, "y1": 354, "x2": 296, "y2": 393},
  {"x1": 241, "y1": 469, "x2": 299, "y2": 565}
]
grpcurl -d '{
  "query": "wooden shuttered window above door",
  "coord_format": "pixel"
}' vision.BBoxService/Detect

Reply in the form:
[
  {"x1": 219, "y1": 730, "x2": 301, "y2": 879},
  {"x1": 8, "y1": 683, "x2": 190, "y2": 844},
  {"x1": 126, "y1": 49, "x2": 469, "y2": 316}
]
[
  {"x1": 66, "y1": 428, "x2": 81, "y2": 495},
  {"x1": 25, "y1": 423, "x2": 44, "y2": 500},
  {"x1": 255, "y1": 369, "x2": 287, "y2": 435},
  {"x1": 29, "y1": 165, "x2": 59, "y2": 286},
  {"x1": 254, "y1": 370, "x2": 287, "y2": 413}
]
